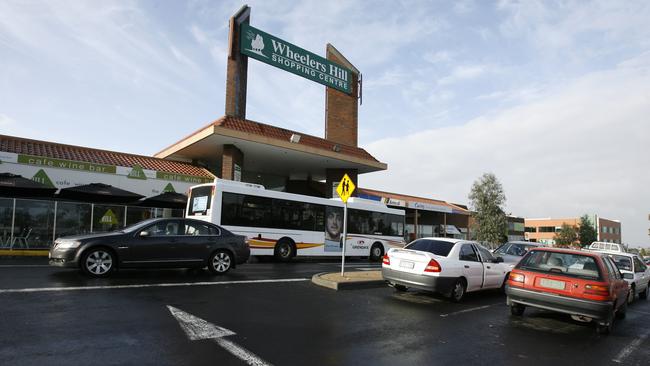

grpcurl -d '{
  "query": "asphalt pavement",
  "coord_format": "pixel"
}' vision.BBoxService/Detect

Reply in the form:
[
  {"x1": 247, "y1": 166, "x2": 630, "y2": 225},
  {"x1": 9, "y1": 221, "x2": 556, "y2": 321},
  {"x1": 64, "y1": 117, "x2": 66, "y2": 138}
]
[{"x1": 1, "y1": 257, "x2": 649, "y2": 365}]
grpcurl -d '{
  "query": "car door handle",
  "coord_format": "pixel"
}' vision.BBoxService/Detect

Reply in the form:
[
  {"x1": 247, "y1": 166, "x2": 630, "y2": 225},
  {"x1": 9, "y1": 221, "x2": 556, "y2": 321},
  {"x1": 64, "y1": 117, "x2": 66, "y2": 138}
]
[{"x1": 464, "y1": 265, "x2": 470, "y2": 269}]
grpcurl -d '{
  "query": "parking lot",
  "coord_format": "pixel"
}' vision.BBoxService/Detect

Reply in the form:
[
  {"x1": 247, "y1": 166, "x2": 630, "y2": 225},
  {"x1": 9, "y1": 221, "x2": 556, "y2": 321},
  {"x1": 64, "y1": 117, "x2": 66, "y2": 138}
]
[{"x1": 1, "y1": 258, "x2": 649, "y2": 366}]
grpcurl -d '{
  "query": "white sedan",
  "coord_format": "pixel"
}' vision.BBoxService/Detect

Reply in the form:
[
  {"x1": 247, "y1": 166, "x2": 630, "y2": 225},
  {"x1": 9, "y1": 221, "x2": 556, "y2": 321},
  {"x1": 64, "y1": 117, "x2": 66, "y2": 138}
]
[{"x1": 382, "y1": 238, "x2": 513, "y2": 302}]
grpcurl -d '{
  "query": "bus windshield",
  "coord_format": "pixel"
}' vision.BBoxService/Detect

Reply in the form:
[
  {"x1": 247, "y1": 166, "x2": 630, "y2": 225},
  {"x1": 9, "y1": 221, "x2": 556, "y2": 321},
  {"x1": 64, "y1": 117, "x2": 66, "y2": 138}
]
[{"x1": 188, "y1": 186, "x2": 213, "y2": 216}]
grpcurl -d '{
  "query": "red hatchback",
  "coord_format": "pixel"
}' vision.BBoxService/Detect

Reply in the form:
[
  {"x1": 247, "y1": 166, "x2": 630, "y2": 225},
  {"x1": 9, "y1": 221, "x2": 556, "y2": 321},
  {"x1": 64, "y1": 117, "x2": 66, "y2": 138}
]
[{"x1": 506, "y1": 247, "x2": 629, "y2": 334}]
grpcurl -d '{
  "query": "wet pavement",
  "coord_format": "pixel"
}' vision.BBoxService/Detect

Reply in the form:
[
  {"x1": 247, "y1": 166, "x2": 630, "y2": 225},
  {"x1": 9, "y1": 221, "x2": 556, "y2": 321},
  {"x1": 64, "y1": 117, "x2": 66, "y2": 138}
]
[{"x1": 1, "y1": 257, "x2": 649, "y2": 365}]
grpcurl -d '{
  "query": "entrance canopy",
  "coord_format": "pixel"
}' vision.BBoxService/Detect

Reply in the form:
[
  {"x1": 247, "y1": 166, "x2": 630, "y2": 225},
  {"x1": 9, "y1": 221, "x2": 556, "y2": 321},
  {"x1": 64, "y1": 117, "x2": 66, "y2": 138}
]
[{"x1": 154, "y1": 116, "x2": 386, "y2": 182}]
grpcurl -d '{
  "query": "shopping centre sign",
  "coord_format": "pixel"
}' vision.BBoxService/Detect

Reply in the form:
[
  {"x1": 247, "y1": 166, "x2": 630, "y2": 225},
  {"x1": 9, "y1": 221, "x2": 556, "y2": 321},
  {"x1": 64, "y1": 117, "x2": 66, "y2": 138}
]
[{"x1": 240, "y1": 23, "x2": 352, "y2": 94}]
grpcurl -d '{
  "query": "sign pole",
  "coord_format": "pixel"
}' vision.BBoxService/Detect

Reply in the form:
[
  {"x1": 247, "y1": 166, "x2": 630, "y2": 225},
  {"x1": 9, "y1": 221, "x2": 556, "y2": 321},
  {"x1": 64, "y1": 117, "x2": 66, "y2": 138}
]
[{"x1": 341, "y1": 202, "x2": 348, "y2": 276}]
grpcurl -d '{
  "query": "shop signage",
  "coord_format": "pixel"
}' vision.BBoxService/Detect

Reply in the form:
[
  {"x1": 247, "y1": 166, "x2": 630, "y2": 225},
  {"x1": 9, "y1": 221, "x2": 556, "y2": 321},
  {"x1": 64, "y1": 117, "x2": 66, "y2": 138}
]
[
  {"x1": 240, "y1": 23, "x2": 352, "y2": 94},
  {"x1": 155, "y1": 172, "x2": 212, "y2": 184},
  {"x1": 382, "y1": 197, "x2": 406, "y2": 207},
  {"x1": 18, "y1": 154, "x2": 116, "y2": 174},
  {"x1": 407, "y1": 201, "x2": 452, "y2": 213}
]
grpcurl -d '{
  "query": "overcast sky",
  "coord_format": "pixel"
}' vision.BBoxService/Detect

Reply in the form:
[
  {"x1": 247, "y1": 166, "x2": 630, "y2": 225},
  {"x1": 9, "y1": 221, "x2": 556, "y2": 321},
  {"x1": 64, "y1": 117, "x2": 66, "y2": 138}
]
[{"x1": 1, "y1": 1, "x2": 649, "y2": 245}]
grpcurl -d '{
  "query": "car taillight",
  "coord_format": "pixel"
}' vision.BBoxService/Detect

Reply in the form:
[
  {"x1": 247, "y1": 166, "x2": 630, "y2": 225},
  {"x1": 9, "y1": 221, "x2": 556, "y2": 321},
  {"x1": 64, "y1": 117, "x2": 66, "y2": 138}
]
[
  {"x1": 509, "y1": 273, "x2": 525, "y2": 283},
  {"x1": 382, "y1": 254, "x2": 390, "y2": 265},
  {"x1": 584, "y1": 284, "x2": 610, "y2": 298},
  {"x1": 424, "y1": 259, "x2": 441, "y2": 272}
]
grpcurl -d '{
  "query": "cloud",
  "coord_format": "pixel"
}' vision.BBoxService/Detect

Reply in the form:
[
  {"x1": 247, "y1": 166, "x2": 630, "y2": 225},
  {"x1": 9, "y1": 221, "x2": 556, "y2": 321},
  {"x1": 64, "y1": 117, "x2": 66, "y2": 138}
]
[
  {"x1": 0, "y1": 114, "x2": 16, "y2": 128},
  {"x1": 438, "y1": 64, "x2": 492, "y2": 85},
  {"x1": 361, "y1": 53, "x2": 650, "y2": 245}
]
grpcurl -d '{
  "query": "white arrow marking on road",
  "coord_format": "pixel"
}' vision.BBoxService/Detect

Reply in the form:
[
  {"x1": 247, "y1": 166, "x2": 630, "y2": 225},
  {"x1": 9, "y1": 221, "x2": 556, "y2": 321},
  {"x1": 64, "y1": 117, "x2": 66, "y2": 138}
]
[{"x1": 167, "y1": 305, "x2": 273, "y2": 366}]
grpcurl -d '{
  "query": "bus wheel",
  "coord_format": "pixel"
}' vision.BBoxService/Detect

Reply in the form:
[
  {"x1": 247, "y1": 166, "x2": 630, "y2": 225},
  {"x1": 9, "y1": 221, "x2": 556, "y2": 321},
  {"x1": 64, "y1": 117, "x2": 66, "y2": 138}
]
[
  {"x1": 369, "y1": 243, "x2": 384, "y2": 262},
  {"x1": 274, "y1": 239, "x2": 294, "y2": 262}
]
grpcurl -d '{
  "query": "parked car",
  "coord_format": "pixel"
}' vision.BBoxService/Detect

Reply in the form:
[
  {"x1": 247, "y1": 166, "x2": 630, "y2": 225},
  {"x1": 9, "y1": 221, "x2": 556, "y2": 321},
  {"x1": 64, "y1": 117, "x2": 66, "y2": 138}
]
[
  {"x1": 492, "y1": 241, "x2": 543, "y2": 265},
  {"x1": 506, "y1": 247, "x2": 629, "y2": 334},
  {"x1": 381, "y1": 238, "x2": 511, "y2": 302},
  {"x1": 586, "y1": 249, "x2": 650, "y2": 304},
  {"x1": 49, "y1": 218, "x2": 250, "y2": 277}
]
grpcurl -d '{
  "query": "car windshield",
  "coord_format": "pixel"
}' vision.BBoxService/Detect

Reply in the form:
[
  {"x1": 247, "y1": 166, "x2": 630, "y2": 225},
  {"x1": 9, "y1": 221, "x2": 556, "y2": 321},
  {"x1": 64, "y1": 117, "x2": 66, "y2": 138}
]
[
  {"x1": 405, "y1": 239, "x2": 455, "y2": 257},
  {"x1": 517, "y1": 250, "x2": 602, "y2": 281},
  {"x1": 120, "y1": 218, "x2": 160, "y2": 233}
]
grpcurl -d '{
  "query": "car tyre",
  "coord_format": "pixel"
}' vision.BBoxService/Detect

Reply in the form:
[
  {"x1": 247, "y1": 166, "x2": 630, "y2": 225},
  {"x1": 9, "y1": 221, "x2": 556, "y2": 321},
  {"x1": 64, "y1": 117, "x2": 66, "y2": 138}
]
[
  {"x1": 450, "y1": 278, "x2": 466, "y2": 302},
  {"x1": 616, "y1": 299, "x2": 627, "y2": 320},
  {"x1": 81, "y1": 247, "x2": 115, "y2": 278},
  {"x1": 393, "y1": 284, "x2": 408, "y2": 292},
  {"x1": 510, "y1": 303, "x2": 525, "y2": 316},
  {"x1": 274, "y1": 239, "x2": 294, "y2": 262},
  {"x1": 208, "y1": 250, "x2": 233, "y2": 275},
  {"x1": 369, "y1": 243, "x2": 383, "y2": 262},
  {"x1": 596, "y1": 308, "x2": 614, "y2": 335},
  {"x1": 628, "y1": 284, "x2": 635, "y2": 304},
  {"x1": 639, "y1": 286, "x2": 648, "y2": 300}
]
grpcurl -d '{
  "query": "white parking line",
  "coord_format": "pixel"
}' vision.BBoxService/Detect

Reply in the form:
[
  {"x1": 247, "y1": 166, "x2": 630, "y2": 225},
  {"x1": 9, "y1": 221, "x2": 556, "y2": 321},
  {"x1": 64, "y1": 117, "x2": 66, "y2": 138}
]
[
  {"x1": 612, "y1": 328, "x2": 650, "y2": 363},
  {"x1": 440, "y1": 304, "x2": 495, "y2": 318},
  {"x1": 0, "y1": 278, "x2": 309, "y2": 294},
  {"x1": 0, "y1": 265, "x2": 51, "y2": 268}
]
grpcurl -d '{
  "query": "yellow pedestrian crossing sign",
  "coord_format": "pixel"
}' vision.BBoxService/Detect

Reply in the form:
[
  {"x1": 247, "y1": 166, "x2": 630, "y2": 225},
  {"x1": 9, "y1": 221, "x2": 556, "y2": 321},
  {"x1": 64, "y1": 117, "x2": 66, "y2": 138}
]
[{"x1": 336, "y1": 174, "x2": 355, "y2": 203}]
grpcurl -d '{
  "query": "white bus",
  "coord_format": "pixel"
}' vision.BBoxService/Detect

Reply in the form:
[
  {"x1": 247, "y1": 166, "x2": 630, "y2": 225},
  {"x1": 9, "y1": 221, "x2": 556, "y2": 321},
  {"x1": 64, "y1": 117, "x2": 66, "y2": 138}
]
[{"x1": 186, "y1": 179, "x2": 406, "y2": 262}]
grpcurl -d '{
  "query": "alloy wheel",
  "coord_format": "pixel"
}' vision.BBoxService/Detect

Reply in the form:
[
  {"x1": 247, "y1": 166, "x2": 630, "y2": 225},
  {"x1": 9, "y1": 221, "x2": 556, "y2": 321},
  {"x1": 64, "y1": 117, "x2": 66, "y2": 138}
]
[
  {"x1": 212, "y1": 252, "x2": 232, "y2": 273},
  {"x1": 85, "y1": 250, "x2": 113, "y2": 275}
]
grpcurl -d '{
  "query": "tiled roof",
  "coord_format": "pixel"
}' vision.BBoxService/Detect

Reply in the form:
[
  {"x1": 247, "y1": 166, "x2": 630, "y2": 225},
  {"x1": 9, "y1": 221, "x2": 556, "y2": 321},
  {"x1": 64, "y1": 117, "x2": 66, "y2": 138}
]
[
  {"x1": 0, "y1": 134, "x2": 213, "y2": 178},
  {"x1": 358, "y1": 187, "x2": 470, "y2": 214},
  {"x1": 162, "y1": 116, "x2": 381, "y2": 163}
]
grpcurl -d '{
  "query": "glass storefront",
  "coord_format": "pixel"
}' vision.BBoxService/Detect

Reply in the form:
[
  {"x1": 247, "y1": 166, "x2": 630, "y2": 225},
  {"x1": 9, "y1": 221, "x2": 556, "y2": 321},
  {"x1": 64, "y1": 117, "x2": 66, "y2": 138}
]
[{"x1": 0, "y1": 198, "x2": 184, "y2": 250}]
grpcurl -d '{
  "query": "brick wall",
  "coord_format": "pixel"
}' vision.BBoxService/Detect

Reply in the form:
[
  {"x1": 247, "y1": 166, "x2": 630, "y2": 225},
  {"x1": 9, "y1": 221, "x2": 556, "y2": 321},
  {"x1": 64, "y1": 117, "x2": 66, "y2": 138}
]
[{"x1": 325, "y1": 47, "x2": 358, "y2": 147}]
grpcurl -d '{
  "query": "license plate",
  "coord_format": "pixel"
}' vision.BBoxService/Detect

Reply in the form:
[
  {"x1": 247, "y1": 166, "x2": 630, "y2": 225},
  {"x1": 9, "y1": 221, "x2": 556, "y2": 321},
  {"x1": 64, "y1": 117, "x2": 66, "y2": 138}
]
[
  {"x1": 539, "y1": 278, "x2": 565, "y2": 290},
  {"x1": 399, "y1": 260, "x2": 415, "y2": 269}
]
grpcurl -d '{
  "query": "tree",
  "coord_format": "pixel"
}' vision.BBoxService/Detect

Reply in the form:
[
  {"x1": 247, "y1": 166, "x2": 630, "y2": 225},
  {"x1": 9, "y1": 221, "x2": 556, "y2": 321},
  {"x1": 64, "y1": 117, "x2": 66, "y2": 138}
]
[
  {"x1": 468, "y1": 173, "x2": 507, "y2": 247},
  {"x1": 578, "y1": 214, "x2": 598, "y2": 247},
  {"x1": 555, "y1": 223, "x2": 578, "y2": 247}
]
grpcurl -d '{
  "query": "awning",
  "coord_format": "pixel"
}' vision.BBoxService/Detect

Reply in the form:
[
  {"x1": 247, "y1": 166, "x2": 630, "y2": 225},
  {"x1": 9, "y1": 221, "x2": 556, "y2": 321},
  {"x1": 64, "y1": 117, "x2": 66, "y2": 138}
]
[
  {"x1": 139, "y1": 192, "x2": 188, "y2": 209},
  {"x1": 0, "y1": 173, "x2": 57, "y2": 198},
  {"x1": 57, "y1": 183, "x2": 144, "y2": 203}
]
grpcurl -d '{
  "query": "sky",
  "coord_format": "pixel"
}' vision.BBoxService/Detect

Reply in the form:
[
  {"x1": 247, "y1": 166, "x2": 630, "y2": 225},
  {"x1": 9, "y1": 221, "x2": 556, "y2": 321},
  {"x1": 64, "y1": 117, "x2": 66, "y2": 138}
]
[{"x1": 1, "y1": 0, "x2": 649, "y2": 245}]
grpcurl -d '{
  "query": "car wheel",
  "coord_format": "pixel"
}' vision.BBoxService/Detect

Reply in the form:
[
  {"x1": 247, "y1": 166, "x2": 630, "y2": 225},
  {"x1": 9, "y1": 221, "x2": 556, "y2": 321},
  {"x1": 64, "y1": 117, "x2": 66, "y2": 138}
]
[
  {"x1": 628, "y1": 284, "x2": 635, "y2": 304},
  {"x1": 450, "y1": 278, "x2": 466, "y2": 302},
  {"x1": 208, "y1": 250, "x2": 233, "y2": 275},
  {"x1": 393, "y1": 284, "x2": 408, "y2": 292},
  {"x1": 596, "y1": 308, "x2": 614, "y2": 335},
  {"x1": 616, "y1": 299, "x2": 628, "y2": 320},
  {"x1": 369, "y1": 243, "x2": 383, "y2": 262},
  {"x1": 510, "y1": 303, "x2": 525, "y2": 316},
  {"x1": 274, "y1": 239, "x2": 294, "y2": 262},
  {"x1": 81, "y1": 248, "x2": 115, "y2": 278},
  {"x1": 639, "y1": 286, "x2": 648, "y2": 300}
]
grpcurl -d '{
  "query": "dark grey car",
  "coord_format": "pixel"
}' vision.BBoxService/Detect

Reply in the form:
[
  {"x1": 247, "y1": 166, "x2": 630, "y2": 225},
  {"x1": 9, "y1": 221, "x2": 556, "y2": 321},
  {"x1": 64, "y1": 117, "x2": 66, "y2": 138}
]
[
  {"x1": 492, "y1": 241, "x2": 542, "y2": 265},
  {"x1": 49, "y1": 218, "x2": 250, "y2": 277}
]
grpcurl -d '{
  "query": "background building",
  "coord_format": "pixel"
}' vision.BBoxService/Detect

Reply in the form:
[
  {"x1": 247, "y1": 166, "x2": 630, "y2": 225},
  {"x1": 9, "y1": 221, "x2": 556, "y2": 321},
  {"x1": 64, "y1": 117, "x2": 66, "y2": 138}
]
[{"x1": 524, "y1": 215, "x2": 621, "y2": 246}]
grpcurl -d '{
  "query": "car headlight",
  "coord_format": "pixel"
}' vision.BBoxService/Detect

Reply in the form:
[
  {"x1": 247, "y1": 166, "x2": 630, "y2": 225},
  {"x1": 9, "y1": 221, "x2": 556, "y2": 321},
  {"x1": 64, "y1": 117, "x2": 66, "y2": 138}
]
[{"x1": 56, "y1": 240, "x2": 82, "y2": 249}]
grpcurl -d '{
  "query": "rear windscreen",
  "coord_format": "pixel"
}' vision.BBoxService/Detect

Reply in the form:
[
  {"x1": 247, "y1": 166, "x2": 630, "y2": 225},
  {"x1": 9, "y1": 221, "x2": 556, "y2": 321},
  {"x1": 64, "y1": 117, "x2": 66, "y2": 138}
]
[
  {"x1": 517, "y1": 251, "x2": 602, "y2": 280},
  {"x1": 188, "y1": 186, "x2": 213, "y2": 216},
  {"x1": 405, "y1": 239, "x2": 455, "y2": 257}
]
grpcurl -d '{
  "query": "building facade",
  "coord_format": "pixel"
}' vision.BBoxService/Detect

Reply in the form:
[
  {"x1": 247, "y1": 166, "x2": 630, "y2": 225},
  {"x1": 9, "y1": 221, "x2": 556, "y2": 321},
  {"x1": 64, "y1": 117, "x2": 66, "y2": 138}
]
[{"x1": 524, "y1": 216, "x2": 621, "y2": 246}]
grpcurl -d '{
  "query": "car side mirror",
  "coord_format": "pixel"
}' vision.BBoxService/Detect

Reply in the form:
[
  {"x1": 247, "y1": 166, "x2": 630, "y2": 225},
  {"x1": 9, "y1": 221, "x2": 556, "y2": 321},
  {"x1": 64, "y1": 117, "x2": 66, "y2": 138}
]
[
  {"x1": 139, "y1": 231, "x2": 150, "y2": 238},
  {"x1": 493, "y1": 257, "x2": 504, "y2": 263},
  {"x1": 623, "y1": 273, "x2": 634, "y2": 280}
]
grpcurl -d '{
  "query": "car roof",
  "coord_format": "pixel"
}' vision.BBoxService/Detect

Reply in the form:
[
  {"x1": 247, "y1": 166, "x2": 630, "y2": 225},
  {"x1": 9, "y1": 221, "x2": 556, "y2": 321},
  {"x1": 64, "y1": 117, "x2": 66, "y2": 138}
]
[
  {"x1": 416, "y1": 237, "x2": 466, "y2": 244},
  {"x1": 589, "y1": 249, "x2": 637, "y2": 259},
  {"x1": 507, "y1": 241, "x2": 540, "y2": 245},
  {"x1": 529, "y1": 247, "x2": 602, "y2": 257}
]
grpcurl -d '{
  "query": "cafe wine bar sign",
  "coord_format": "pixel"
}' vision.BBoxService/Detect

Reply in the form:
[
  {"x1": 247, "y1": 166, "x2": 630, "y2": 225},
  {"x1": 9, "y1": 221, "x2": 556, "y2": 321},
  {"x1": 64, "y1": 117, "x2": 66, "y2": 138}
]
[{"x1": 240, "y1": 23, "x2": 352, "y2": 94}]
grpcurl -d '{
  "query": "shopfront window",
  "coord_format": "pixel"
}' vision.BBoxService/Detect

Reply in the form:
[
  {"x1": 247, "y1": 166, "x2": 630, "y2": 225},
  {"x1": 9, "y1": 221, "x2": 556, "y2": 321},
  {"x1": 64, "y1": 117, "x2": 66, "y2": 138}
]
[
  {"x1": 0, "y1": 198, "x2": 13, "y2": 247},
  {"x1": 93, "y1": 205, "x2": 125, "y2": 232},
  {"x1": 126, "y1": 207, "x2": 155, "y2": 226},
  {"x1": 56, "y1": 202, "x2": 92, "y2": 238},
  {"x1": 14, "y1": 199, "x2": 55, "y2": 249}
]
